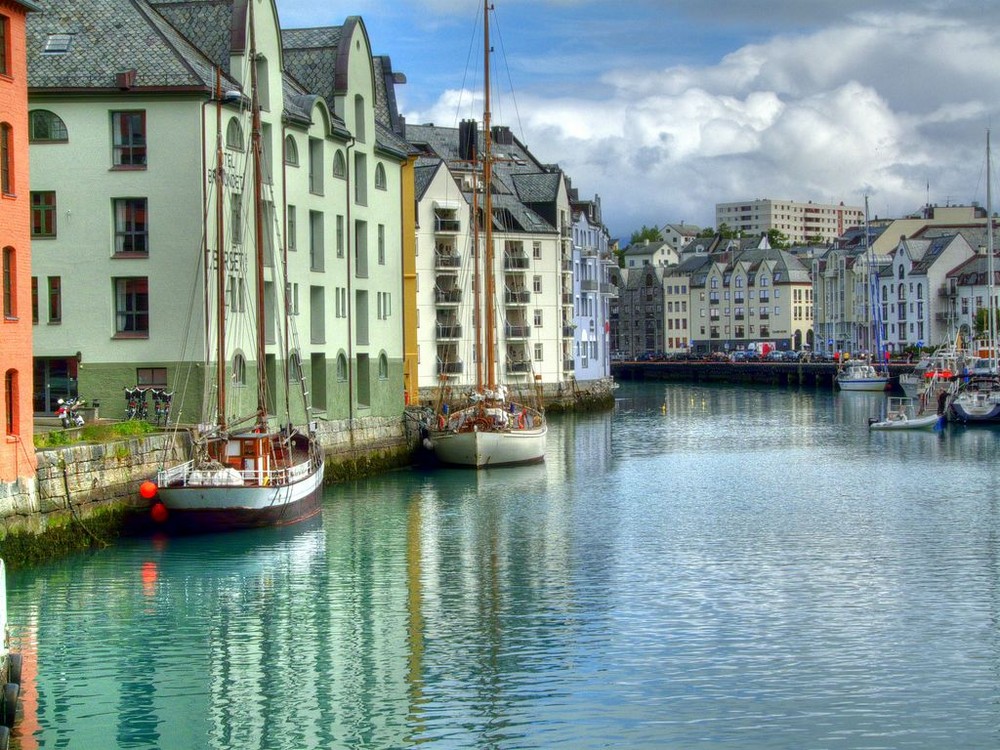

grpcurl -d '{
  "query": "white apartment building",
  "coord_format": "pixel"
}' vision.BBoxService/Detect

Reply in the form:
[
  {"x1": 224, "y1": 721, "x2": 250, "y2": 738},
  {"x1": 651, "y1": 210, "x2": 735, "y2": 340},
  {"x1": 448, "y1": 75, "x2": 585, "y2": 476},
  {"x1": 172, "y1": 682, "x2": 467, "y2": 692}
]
[
  {"x1": 570, "y1": 195, "x2": 616, "y2": 381},
  {"x1": 716, "y1": 199, "x2": 864, "y2": 245}
]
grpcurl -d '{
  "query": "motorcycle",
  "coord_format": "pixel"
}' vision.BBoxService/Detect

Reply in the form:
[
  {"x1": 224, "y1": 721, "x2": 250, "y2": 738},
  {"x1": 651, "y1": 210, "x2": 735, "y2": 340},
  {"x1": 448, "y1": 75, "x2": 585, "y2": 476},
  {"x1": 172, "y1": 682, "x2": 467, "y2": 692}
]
[{"x1": 56, "y1": 397, "x2": 86, "y2": 428}]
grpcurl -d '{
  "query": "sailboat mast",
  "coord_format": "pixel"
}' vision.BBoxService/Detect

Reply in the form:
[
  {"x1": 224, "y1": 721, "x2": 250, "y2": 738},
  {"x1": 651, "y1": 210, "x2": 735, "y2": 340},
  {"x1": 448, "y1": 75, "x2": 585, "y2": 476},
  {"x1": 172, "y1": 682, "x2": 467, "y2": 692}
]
[
  {"x1": 988, "y1": 130, "x2": 996, "y2": 374},
  {"x1": 214, "y1": 67, "x2": 227, "y2": 430},
  {"x1": 248, "y1": 4, "x2": 268, "y2": 425},
  {"x1": 482, "y1": 0, "x2": 497, "y2": 391},
  {"x1": 472, "y1": 170, "x2": 484, "y2": 390}
]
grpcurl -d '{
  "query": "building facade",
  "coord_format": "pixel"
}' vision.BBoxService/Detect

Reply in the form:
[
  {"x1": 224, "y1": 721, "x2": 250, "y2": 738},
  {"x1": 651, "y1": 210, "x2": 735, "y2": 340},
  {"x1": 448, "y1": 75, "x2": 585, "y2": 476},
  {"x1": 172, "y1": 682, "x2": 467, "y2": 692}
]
[
  {"x1": 0, "y1": 0, "x2": 39, "y2": 486},
  {"x1": 716, "y1": 198, "x2": 864, "y2": 245},
  {"x1": 27, "y1": 0, "x2": 408, "y2": 427},
  {"x1": 569, "y1": 193, "x2": 616, "y2": 381}
]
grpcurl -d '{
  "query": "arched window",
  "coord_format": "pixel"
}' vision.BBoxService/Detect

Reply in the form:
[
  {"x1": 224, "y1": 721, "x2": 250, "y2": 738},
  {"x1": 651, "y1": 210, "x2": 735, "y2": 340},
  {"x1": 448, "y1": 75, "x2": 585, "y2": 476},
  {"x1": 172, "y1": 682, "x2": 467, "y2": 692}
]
[
  {"x1": 374, "y1": 162, "x2": 386, "y2": 190},
  {"x1": 233, "y1": 353, "x2": 246, "y2": 386},
  {"x1": 897, "y1": 265, "x2": 904, "y2": 280},
  {"x1": 759, "y1": 275, "x2": 769, "y2": 287},
  {"x1": 284, "y1": 135, "x2": 298, "y2": 166},
  {"x1": 378, "y1": 352, "x2": 388, "y2": 379},
  {"x1": 0, "y1": 123, "x2": 12, "y2": 195},
  {"x1": 333, "y1": 150, "x2": 346, "y2": 179},
  {"x1": 28, "y1": 110, "x2": 69, "y2": 142},
  {"x1": 226, "y1": 118, "x2": 244, "y2": 151},
  {"x1": 4, "y1": 369, "x2": 17, "y2": 436},
  {"x1": 917, "y1": 283, "x2": 923, "y2": 300},
  {"x1": 255, "y1": 56, "x2": 270, "y2": 111},
  {"x1": 336, "y1": 352, "x2": 348, "y2": 381},
  {"x1": 354, "y1": 94, "x2": 366, "y2": 143},
  {"x1": 2, "y1": 246, "x2": 15, "y2": 319}
]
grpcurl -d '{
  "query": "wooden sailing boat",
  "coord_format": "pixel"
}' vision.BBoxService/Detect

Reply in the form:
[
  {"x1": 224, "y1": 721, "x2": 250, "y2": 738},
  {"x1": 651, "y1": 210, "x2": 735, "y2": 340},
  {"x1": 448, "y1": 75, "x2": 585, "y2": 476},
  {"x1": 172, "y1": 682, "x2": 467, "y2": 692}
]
[
  {"x1": 152, "y1": 7, "x2": 324, "y2": 530},
  {"x1": 949, "y1": 130, "x2": 1000, "y2": 422},
  {"x1": 427, "y1": 0, "x2": 547, "y2": 467}
]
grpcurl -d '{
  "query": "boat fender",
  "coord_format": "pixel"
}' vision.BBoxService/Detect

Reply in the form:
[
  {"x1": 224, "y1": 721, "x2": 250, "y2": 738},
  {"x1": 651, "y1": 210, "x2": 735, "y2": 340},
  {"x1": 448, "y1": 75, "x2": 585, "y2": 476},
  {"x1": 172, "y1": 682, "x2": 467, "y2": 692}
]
[
  {"x1": 1, "y1": 683, "x2": 18, "y2": 728},
  {"x1": 438, "y1": 414, "x2": 446, "y2": 430},
  {"x1": 517, "y1": 411, "x2": 526, "y2": 429},
  {"x1": 0, "y1": 724, "x2": 9, "y2": 750}
]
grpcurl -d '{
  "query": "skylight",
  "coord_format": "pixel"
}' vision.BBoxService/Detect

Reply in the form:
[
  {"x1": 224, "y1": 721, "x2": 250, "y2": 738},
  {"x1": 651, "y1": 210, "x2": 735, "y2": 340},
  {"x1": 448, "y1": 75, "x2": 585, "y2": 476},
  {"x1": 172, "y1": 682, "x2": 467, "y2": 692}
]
[{"x1": 43, "y1": 34, "x2": 73, "y2": 54}]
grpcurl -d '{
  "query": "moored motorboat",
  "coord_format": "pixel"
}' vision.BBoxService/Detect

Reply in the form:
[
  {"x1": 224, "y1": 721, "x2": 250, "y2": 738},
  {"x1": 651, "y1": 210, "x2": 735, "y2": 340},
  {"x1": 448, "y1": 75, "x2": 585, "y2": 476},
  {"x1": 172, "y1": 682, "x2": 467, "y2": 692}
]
[
  {"x1": 837, "y1": 361, "x2": 890, "y2": 391},
  {"x1": 868, "y1": 397, "x2": 944, "y2": 431}
]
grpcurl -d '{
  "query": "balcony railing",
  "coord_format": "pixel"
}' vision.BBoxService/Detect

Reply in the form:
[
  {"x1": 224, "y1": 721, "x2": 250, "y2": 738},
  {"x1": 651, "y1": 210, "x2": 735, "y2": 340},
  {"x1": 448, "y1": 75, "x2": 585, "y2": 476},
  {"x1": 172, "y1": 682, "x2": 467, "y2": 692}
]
[
  {"x1": 505, "y1": 289, "x2": 531, "y2": 305},
  {"x1": 563, "y1": 324, "x2": 575, "y2": 337},
  {"x1": 759, "y1": 312, "x2": 770, "y2": 320},
  {"x1": 506, "y1": 360, "x2": 532, "y2": 374},
  {"x1": 436, "y1": 360, "x2": 464, "y2": 375},
  {"x1": 562, "y1": 258, "x2": 573, "y2": 272},
  {"x1": 563, "y1": 359, "x2": 575, "y2": 371},
  {"x1": 505, "y1": 324, "x2": 531, "y2": 338},
  {"x1": 436, "y1": 324, "x2": 462, "y2": 339},
  {"x1": 434, "y1": 253, "x2": 461, "y2": 269},
  {"x1": 434, "y1": 217, "x2": 461, "y2": 233},
  {"x1": 504, "y1": 255, "x2": 530, "y2": 270},
  {"x1": 434, "y1": 288, "x2": 462, "y2": 304},
  {"x1": 581, "y1": 279, "x2": 598, "y2": 292},
  {"x1": 562, "y1": 293, "x2": 573, "y2": 305}
]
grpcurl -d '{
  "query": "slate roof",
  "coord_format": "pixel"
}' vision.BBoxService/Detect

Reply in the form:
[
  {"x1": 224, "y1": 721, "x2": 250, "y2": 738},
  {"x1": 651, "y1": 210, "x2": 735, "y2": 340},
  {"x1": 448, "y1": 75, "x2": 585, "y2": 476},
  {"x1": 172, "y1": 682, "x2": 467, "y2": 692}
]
[
  {"x1": 27, "y1": 0, "x2": 226, "y2": 90},
  {"x1": 148, "y1": 0, "x2": 234, "y2": 74},
  {"x1": 281, "y1": 25, "x2": 342, "y2": 106}
]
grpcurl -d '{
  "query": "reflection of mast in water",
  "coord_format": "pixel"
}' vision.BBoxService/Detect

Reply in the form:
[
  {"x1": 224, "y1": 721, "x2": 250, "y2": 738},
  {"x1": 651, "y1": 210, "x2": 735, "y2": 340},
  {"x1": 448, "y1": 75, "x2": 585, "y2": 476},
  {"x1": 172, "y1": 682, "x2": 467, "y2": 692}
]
[{"x1": 404, "y1": 492, "x2": 425, "y2": 741}]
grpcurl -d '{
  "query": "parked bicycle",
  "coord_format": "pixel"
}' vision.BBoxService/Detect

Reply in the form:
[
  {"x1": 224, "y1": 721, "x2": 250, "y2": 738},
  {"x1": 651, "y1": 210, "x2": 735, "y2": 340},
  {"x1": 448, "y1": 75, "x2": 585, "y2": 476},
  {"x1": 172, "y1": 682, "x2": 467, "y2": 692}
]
[
  {"x1": 123, "y1": 386, "x2": 149, "y2": 421},
  {"x1": 150, "y1": 389, "x2": 174, "y2": 426}
]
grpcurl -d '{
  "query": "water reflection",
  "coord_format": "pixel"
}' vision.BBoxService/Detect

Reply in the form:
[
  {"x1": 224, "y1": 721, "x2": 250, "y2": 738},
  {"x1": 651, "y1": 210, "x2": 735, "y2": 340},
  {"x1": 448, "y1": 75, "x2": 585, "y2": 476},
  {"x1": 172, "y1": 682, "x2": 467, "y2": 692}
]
[{"x1": 7, "y1": 383, "x2": 1000, "y2": 749}]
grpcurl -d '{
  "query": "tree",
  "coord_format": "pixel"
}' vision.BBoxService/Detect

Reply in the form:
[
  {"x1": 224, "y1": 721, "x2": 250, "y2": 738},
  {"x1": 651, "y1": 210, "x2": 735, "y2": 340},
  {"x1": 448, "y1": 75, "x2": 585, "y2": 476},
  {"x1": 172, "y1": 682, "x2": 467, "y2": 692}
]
[
  {"x1": 629, "y1": 225, "x2": 661, "y2": 245},
  {"x1": 766, "y1": 228, "x2": 789, "y2": 249},
  {"x1": 974, "y1": 306, "x2": 1000, "y2": 338}
]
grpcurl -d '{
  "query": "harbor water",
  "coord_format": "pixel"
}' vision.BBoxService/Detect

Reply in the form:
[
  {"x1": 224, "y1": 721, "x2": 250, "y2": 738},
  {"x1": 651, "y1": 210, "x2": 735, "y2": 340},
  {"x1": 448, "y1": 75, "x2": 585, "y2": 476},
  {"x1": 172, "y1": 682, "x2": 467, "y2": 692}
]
[{"x1": 7, "y1": 382, "x2": 1000, "y2": 749}]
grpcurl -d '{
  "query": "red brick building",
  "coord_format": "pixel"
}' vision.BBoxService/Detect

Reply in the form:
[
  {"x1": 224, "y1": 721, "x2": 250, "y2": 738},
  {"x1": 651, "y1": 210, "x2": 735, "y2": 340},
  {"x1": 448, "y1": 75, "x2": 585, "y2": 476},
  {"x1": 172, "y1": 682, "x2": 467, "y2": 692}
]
[{"x1": 0, "y1": 0, "x2": 40, "y2": 484}]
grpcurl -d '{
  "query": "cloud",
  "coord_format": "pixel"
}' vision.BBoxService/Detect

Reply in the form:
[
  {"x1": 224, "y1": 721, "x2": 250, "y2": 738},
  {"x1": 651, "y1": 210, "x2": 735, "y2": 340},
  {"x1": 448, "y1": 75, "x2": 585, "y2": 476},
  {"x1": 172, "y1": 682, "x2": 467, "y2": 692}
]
[{"x1": 406, "y1": 7, "x2": 1000, "y2": 239}]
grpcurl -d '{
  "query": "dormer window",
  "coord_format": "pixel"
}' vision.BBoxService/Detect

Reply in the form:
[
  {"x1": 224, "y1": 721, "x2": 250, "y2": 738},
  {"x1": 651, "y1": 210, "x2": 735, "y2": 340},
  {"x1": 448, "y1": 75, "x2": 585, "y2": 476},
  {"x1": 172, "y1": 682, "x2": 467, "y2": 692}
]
[{"x1": 43, "y1": 33, "x2": 73, "y2": 55}]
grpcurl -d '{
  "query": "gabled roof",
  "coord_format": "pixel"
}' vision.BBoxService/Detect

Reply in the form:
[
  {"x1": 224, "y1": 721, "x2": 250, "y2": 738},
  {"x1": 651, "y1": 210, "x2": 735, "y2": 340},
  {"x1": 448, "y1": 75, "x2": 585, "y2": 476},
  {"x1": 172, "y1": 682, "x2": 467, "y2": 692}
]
[
  {"x1": 28, "y1": 0, "x2": 227, "y2": 91},
  {"x1": 512, "y1": 172, "x2": 560, "y2": 204}
]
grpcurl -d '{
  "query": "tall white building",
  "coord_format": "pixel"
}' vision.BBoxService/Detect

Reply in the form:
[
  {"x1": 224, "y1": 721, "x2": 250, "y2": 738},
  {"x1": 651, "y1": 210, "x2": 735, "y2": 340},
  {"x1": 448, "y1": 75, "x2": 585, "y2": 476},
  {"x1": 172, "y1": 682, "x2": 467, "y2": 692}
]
[{"x1": 716, "y1": 199, "x2": 864, "y2": 245}]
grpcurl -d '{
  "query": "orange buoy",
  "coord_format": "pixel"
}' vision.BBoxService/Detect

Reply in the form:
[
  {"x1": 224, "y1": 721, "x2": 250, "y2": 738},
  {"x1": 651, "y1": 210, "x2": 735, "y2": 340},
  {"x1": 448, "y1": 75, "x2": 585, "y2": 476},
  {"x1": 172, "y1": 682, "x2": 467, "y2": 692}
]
[{"x1": 139, "y1": 480, "x2": 158, "y2": 499}]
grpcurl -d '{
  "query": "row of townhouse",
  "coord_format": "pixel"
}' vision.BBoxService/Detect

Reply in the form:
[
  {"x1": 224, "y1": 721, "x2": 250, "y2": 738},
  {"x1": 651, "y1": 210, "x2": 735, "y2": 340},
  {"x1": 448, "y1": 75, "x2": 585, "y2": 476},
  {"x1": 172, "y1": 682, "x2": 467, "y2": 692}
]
[
  {"x1": 1, "y1": 0, "x2": 40, "y2": 487},
  {"x1": 614, "y1": 204, "x2": 998, "y2": 360},
  {"x1": 610, "y1": 237, "x2": 814, "y2": 357},
  {"x1": 18, "y1": 0, "x2": 614, "y2": 426}
]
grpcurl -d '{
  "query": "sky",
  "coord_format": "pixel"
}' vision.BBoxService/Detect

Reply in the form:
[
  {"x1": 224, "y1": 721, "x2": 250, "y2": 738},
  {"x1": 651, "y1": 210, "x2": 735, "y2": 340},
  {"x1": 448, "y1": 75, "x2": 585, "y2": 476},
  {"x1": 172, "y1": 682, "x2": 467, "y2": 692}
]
[{"x1": 274, "y1": 0, "x2": 1000, "y2": 241}]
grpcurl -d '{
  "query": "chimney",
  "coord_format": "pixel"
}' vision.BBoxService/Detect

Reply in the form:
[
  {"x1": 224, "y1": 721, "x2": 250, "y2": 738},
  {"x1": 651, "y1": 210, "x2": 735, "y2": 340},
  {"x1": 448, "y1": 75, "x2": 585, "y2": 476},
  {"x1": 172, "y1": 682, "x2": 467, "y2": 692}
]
[
  {"x1": 116, "y1": 69, "x2": 137, "y2": 90},
  {"x1": 459, "y1": 119, "x2": 478, "y2": 162}
]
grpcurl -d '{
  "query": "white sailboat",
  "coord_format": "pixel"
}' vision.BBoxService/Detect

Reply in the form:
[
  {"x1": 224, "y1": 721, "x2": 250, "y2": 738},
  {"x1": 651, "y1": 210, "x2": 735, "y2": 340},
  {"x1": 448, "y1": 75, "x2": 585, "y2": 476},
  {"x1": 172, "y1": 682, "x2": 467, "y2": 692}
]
[
  {"x1": 151, "y1": 10, "x2": 324, "y2": 530},
  {"x1": 949, "y1": 131, "x2": 1000, "y2": 423},
  {"x1": 837, "y1": 197, "x2": 890, "y2": 391},
  {"x1": 426, "y1": 0, "x2": 547, "y2": 468}
]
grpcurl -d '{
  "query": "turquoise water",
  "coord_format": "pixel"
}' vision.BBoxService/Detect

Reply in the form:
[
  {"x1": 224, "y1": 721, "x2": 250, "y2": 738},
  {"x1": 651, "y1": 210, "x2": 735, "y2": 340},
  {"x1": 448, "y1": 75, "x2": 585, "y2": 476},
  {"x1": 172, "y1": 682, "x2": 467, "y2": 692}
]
[{"x1": 8, "y1": 382, "x2": 1000, "y2": 749}]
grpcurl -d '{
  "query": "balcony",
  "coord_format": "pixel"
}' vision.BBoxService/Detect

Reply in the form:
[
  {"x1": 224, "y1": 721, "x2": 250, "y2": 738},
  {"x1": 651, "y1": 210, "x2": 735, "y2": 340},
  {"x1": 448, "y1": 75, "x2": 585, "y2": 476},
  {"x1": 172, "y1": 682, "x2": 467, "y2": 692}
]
[
  {"x1": 434, "y1": 253, "x2": 461, "y2": 270},
  {"x1": 436, "y1": 360, "x2": 464, "y2": 375},
  {"x1": 600, "y1": 282, "x2": 617, "y2": 296},
  {"x1": 505, "y1": 324, "x2": 531, "y2": 339},
  {"x1": 561, "y1": 258, "x2": 573, "y2": 272},
  {"x1": 581, "y1": 279, "x2": 598, "y2": 292},
  {"x1": 938, "y1": 284, "x2": 955, "y2": 297},
  {"x1": 504, "y1": 254, "x2": 530, "y2": 270},
  {"x1": 562, "y1": 324, "x2": 575, "y2": 337},
  {"x1": 436, "y1": 324, "x2": 462, "y2": 339},
  {"x1": 563, "y1": 358, "x2": 575, "y2": 372},
  {"x1": 759, "y1": 312, "x2": 770, "y2": 320},
  {"x1": 506, "y1": 359, "x2": 532, "y2": 374},
  {"x1": 735, "y1": 314, "x2": 745, "y2": 321},
  {"x1": 934, "y1": 312, "x2": 950, "y2": 322},
  {"x1": 434, "y1": 217, "x2": 461, "y2": 234},
  {"x1": 710, "y1": 314, "x2": 720, "y2": 322},
  {"x1": 505, "y1": 289, "x2": 530, "y2": 305},
  {"x1": 434, "y1": 288, "x2": 462, "y2": 305},
  {"x1": 562, "y1": 293, "x2": 573, "y2": 305}
]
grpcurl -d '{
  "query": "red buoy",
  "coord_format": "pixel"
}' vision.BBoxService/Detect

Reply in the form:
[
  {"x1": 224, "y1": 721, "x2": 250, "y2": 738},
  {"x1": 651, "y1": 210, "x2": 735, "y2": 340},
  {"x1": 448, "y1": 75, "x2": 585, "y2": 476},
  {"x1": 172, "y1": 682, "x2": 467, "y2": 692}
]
[
  {"x1": 139, "y1": 480, "x2": 158, "y2": 499},
  {"x1": 150, "y1": 502, "x2": 168, "y2": 523}
]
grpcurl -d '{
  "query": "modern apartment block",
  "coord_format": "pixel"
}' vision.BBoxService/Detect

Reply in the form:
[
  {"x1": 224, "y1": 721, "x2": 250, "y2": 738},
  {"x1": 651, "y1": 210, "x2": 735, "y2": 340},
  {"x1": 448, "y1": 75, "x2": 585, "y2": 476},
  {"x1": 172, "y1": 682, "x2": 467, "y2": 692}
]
[
  {"x1": 716, "y1": 198, "x2": 864, "y2": 245},
  {"x1": 569, "y1": 192, "x2": 616, "y2": 382},
  {"x1": 0, "y1": 0, "x2": 39, "y2": 486},
  {"x1": 26, "y1": 0, "x2": 408, "y2": 425}
]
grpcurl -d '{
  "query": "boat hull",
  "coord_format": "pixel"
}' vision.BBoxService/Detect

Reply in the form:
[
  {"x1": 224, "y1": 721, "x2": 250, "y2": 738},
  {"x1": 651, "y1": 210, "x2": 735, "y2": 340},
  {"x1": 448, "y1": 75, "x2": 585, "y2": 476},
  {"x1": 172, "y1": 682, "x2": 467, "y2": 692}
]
[
  {"x1": 837, "y1": 378, "x2": 889, "y2": 391},
  {"x1": 430, "y1": 425, "x2": 547, "y2": 468},
  {"x1": 949, "y1": 397, "x2": 1000, "y2": 422},
  {"x1": 869, "y1": 414, "x2": 943, "y2": 430},
  {"x1": 155, "y1": 459, "x2": 325, "y2": 533}
]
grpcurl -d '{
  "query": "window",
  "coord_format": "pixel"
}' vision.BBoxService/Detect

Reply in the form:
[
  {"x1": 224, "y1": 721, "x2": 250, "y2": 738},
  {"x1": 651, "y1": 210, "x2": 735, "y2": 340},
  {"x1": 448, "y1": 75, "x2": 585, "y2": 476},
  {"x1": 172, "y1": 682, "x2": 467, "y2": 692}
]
[
  {"x1": 111, "y1": 111, "x2": 146, "y2": 167},
  {"x1": 230, "y1": 192, "x2": 242, "y2": 245},
  {"x1": 354, "y1": 95, "x2": 366, "y2": 143},
  {"x1": 534, "y1": 343, "x2": 543, "y2": 361},
  {"x1": 375, "y1": 162, "x2": 386, "y2": 190},
  {"x1": 2, "y1": 247, "x2": 14, "y2": 319},
  {"x1": 287, "y1": 205, "x2": 296, "y2": 250},
  {"x1": 226, "y1": 118, "x2": 244, "y2": 151},
  {"x1": 533, "y1": 275, "x2": 542, "y2": 294},
  {"x1": 0, "y1": 15, "x2": 8, "y2": 76},
  {"x1": 31, "y1": 277, "x2": 37, "y2": 324},
  {"x1": 47, "y1": 276, "x2": 61, "y2": 323},
  {"x1": 354, "y1": 152, "x2": 367, "y2": 205},
  {"x1": 28, "y1": 111, "x2": 68, "y2": 142},
  {"x1": 233, "y1": 354, "x2": 246, "y2": 386},
  {"x1": 0, "y1": 123, "x2": 11, "y2": 194},
  {"x1": 4, "y1": 369, "x2": 17, "y2": 436},
  {"x1": 534, "y1": 308, "x2": 542, "y2": 326},
  {"x1": 336, "y1": 352, "x2": 348, "y2": 381},
  {"x1": 336, "y1": 215, "x2": 344, "y2": 257},
  {"x1": 113, "y1": 198, "x2": 148, "y2": 254},
  {"x1": 333, "y1": 150, "x2": 346, "y2": 179},
  {"x1": 533, "y1": 241, "x2": 542, "y2": 259},
  {"x1": 42, "y1": 33, "x2": 72, "y2": 54},
  {"x1": 378, "y1": 352, "x2": 388, "y2": 380},
  {"x1": 378, "y1": 224, "x2": 385, "y2": 265},
  {"x1": 137, "y1": 367, "x2": 167, "y2": 387},
  {"x1": 114, "y1": 277, "x2": 149, "y2": 335},
  {"x1": 284, "y1": 135, "x2": 298, "y2": 166},
  {"x1": 31, "y1": 192, "x2": 57, "y2": 237}
]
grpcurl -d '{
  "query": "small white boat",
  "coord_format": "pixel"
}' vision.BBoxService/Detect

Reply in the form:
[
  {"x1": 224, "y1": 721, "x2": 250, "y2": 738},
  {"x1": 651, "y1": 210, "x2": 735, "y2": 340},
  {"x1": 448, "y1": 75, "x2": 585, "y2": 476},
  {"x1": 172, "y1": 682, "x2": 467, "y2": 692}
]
[
  {"x1": 868, "y1": 397, "x2": 944, "y2": 431},
  {"x1": 837, "y1": 361, "x2": 890, "y2": 391}
]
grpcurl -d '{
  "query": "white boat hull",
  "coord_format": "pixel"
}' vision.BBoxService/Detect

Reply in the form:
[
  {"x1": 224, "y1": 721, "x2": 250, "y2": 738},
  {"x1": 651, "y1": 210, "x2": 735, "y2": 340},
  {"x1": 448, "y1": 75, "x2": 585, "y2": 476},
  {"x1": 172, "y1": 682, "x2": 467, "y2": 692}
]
[
  {"x1": 155, "y1": 455, "x2": 324, "y2": 531},
  {"x1": 869, "y1": 413, "x2": 942, "y2": 431},
  {"x1": 837, "y1": 378, "x2": 889, "y2": 391},
  {"x1": 949, "y1": 388, "x2": 1000, "y2": 422},
  {"x1": 430, "y1": 425, "x2": 547, "y2": 468}
]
